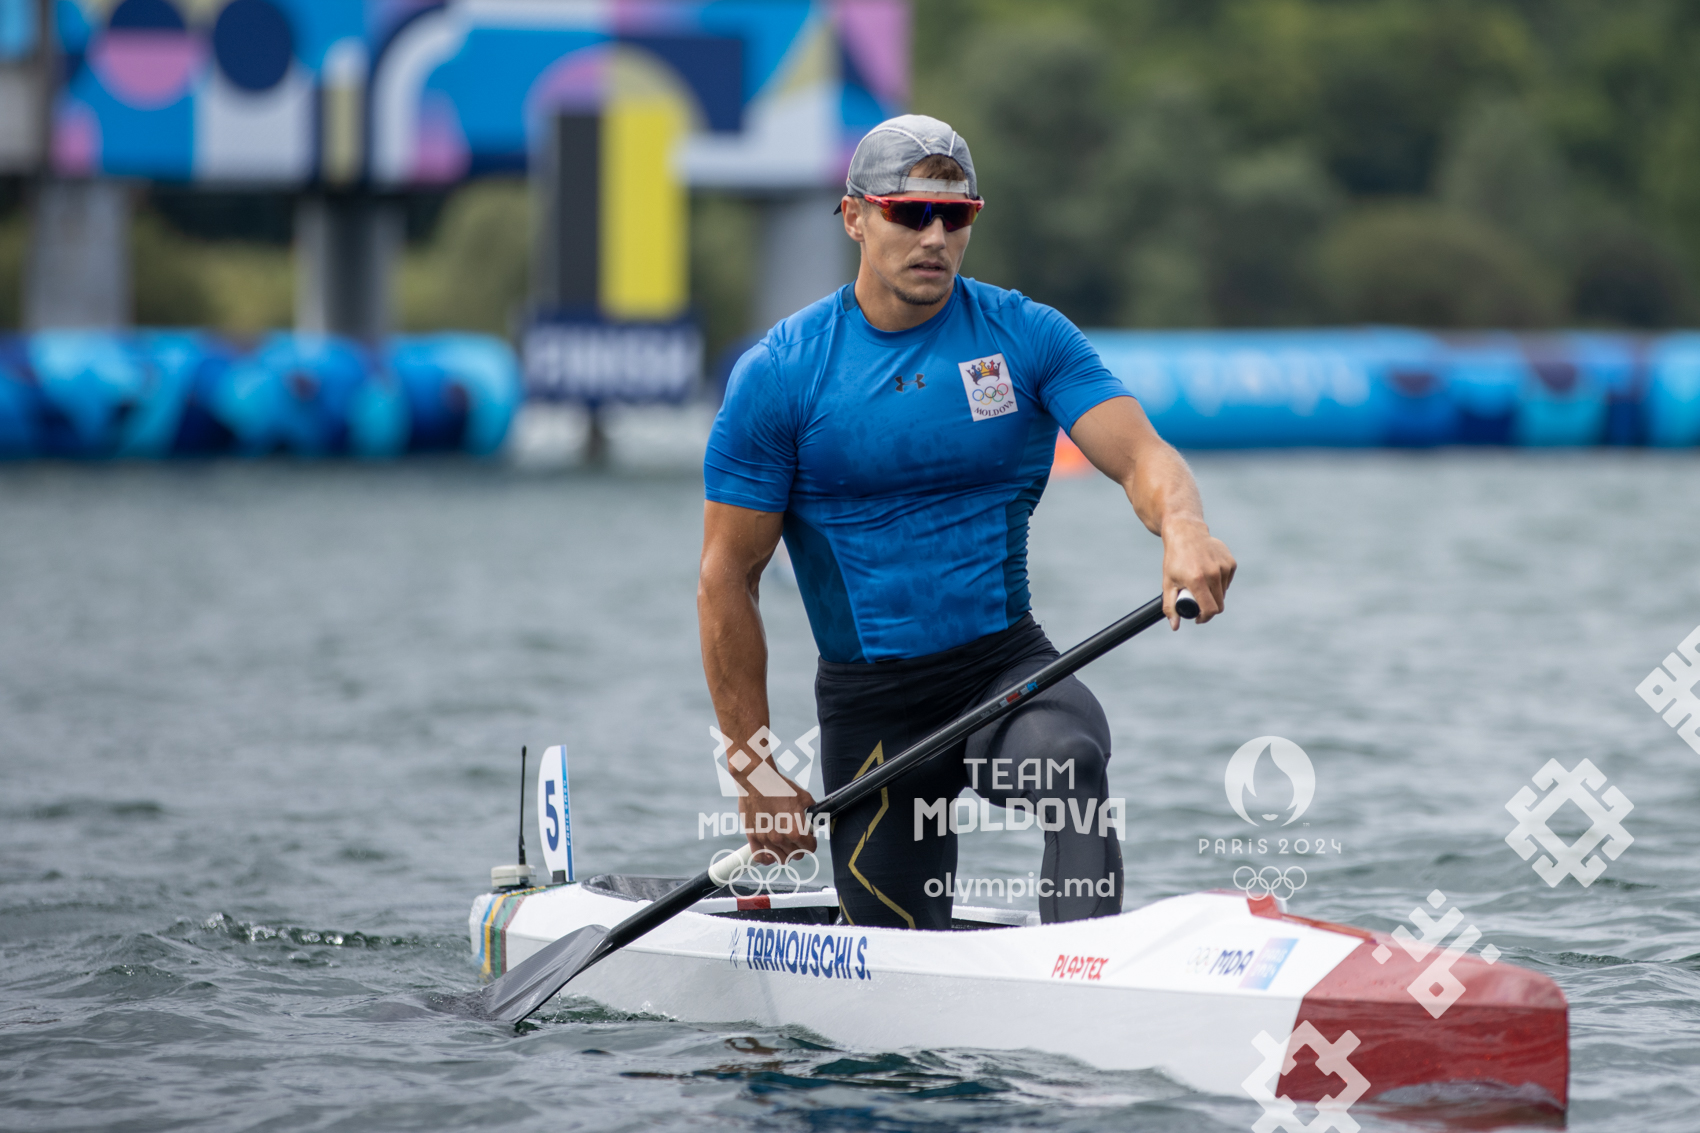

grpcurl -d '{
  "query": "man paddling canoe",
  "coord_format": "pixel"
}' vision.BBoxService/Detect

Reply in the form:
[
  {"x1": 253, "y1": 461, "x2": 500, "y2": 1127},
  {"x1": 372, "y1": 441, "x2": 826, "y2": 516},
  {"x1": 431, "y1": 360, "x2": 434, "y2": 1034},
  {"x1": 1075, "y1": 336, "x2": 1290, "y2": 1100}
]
[{"x1": 699, "y1": 115, "x2": 1236, "y2": 929}]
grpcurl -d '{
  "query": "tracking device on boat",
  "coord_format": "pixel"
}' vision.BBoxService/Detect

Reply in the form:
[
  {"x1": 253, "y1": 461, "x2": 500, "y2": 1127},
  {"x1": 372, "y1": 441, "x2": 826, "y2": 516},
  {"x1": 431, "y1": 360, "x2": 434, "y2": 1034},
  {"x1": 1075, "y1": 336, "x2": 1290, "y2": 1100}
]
[{"x1": 492, "y1": 745, "x2": 536, "y2": 891}]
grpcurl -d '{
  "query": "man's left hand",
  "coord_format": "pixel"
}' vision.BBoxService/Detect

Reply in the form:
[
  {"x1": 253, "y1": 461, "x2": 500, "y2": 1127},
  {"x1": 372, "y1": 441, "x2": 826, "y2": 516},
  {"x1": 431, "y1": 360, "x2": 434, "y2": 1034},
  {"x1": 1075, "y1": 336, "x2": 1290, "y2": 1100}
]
[{"x1": 1162, "y1": 516, "x2": 1236, "y2": 629}]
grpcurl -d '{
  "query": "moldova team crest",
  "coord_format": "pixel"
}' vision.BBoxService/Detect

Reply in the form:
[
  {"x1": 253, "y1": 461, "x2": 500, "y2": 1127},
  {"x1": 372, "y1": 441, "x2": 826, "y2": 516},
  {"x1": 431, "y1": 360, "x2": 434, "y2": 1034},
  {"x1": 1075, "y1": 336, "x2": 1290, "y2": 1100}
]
[{"x1": 958, "y1": 353, "x2": 1019, "y2": 422}]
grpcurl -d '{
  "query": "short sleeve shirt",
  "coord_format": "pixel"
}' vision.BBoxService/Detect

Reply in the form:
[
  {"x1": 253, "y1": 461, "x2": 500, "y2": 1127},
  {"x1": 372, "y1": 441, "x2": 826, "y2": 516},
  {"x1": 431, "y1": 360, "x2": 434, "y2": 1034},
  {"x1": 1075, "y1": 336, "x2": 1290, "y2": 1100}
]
[{"x1": 705, "y1": 276, "x2": 1131, "y2": 662}]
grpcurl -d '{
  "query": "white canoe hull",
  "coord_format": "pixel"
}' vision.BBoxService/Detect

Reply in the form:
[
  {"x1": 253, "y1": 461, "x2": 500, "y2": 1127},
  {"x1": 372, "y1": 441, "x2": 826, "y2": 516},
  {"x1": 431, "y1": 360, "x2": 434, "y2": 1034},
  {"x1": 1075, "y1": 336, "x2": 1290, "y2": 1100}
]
[{"x1": 469, "y1": 881, "x2": 1567, "y2": 1108}]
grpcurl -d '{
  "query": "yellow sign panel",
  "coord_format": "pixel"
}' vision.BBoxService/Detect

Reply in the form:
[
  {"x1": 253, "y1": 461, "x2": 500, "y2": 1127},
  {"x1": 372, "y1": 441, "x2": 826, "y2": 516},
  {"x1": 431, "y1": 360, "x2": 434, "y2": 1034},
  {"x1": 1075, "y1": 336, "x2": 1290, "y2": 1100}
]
[{"x1": 600, "y1": 71, "x2": 690, "y2": 320}]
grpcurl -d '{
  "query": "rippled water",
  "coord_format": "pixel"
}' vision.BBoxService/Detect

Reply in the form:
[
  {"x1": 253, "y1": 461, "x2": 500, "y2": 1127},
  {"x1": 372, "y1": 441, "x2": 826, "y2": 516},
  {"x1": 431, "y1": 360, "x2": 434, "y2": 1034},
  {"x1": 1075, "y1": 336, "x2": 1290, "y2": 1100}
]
[{"x1": 3, "y1": 439, "x2": 1699, "y2": 1131}]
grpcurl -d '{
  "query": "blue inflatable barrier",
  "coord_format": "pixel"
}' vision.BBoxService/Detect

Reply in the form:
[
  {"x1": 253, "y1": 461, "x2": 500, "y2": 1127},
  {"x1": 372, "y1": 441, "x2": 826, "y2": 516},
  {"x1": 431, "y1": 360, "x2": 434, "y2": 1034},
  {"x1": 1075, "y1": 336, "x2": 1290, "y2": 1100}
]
[
  {"x1": 0, "y1": 331, "x2": 521, "y2": 459},
  {"x1": 1083, "y1": 328, "x2": 1698, "y2": 450},
  {"x1": 388, "y1": 335, "x2": 522, "y2": 456},
  {"x1": 0, "y1": 327, "x2": 1695, "y2": 455},
  {"x1": 1439, "y1": 332, "x2": 1635, "y2": 447},
  {"x1": 1091, "y1": 329, "x2": 1395, "y2": 448},
  {"x1": 1646, "y1": 335, "x2": 1700, "y2": 448},
  {"x1": 126, "y1": 332, "x2": 208, "y2": 457},
  {"x1": 0, "y1": 339, "x2": 37, "y2": 457},
  {"x1": 205, "y1": 335, "x2": 372, "y2": 456},
  {"x1": 1519, "y1": 333, "x2": 1638, "y2": 447},
  {"x1": 26, "y1": 331, "x2": 152, "y2": 457}
]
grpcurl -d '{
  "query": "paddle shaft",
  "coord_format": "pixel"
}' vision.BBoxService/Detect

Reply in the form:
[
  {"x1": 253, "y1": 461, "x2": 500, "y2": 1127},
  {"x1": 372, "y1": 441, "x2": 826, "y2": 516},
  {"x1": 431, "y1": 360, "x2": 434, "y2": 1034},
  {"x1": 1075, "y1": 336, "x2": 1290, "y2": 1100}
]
[
  {"x1": 805, "y1": 590, "x2": 1197, "y2": 824},
  {"x1": 589, "y1": 867, "x2": 723, "y2": 964}
]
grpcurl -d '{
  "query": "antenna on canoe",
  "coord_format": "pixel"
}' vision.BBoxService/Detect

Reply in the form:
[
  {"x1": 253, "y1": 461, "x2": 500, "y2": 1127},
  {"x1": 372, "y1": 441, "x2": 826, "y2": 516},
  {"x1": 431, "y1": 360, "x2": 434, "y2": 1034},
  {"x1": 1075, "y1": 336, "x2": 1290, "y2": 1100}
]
[
  {"x1": 491, "y1": 746, "x2": 536, "y2": 891},
  {"x1": 517, "y1": 745, "x2": 528, "y2": 868}
]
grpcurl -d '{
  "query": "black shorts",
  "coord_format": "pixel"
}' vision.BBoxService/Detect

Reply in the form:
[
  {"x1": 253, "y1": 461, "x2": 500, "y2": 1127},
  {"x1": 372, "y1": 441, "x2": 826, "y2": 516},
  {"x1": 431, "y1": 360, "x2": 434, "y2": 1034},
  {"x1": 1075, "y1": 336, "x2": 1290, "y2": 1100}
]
[{"x1": 816, "y1": 614, "x2": 1123, "y2": 930}]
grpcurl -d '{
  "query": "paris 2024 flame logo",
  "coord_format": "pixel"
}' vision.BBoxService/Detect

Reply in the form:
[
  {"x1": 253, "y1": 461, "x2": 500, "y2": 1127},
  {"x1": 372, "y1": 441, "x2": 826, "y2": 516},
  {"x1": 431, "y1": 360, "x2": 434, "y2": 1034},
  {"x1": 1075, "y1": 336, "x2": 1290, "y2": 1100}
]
[{"x1": 1224, "y1": 736, "x2": 1315, "y2": 828}]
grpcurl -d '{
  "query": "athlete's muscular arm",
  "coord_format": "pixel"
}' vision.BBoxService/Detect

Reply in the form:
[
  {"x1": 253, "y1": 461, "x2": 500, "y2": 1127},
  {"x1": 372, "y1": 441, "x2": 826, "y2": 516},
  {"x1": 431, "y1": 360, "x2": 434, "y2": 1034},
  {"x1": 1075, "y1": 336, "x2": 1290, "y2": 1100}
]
[
  {"x1": 1068, "y1": 397, "x2": 1237, "y2": 629},
  {"x1": 698, "y1": 501, "x2": 817, "y2": 858}
]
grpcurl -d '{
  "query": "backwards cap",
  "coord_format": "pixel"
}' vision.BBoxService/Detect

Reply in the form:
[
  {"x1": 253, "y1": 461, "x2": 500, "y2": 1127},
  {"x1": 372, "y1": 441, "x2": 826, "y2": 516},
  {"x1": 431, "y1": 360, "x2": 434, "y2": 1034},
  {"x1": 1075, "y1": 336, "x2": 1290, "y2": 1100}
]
[{"x1": 844, "y1": 114, "x2": 978, "y2": 198}]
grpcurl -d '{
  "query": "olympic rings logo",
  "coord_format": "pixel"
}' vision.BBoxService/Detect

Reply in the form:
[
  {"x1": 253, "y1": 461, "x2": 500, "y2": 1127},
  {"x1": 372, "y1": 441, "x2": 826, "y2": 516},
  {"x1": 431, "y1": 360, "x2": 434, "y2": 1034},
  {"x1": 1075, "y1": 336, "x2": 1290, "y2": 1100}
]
[
  {"x1": 971, "y1": 383, "x2": 1011, "y2": 404},
  {"x1": 709, "y1": 847, "x2": 821, "y2": 897},
  {"x1": 1233, "y1": 865, "x2": 1307, "y2": 901}
]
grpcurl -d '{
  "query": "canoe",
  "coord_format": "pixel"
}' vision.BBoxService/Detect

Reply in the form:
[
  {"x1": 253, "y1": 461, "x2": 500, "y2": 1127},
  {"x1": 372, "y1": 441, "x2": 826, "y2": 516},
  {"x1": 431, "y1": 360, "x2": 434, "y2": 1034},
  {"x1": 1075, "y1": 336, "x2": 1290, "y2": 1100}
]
[{"x1": 468, "y1": 875, "x2": 1568, "y2": 1111}]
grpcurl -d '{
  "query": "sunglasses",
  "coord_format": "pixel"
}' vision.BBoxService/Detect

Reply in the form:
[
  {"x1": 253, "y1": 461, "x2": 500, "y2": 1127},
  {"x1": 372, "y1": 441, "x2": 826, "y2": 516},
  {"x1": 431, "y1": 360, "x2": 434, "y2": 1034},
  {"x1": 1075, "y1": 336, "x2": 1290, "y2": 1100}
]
[{"x1": 862, "y1": 195, "x2": 985, "y2": 232}]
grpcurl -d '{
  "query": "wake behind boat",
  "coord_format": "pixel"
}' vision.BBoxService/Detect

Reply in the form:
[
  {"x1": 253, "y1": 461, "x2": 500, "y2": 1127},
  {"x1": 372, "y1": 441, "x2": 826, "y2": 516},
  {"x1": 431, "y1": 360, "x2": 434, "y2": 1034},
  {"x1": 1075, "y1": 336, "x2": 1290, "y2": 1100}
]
[{"x1": 469, "y1": 871, "x2": 1568, "y2": 1111}]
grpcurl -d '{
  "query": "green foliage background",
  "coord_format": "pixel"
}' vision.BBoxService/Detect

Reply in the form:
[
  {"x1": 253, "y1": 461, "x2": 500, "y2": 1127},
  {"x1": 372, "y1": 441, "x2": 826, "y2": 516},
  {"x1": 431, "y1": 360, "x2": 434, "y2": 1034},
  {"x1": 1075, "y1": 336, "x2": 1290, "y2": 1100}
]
[
  {"x1": 912, "y1": 0, "x2": 1700, "y2": 329},
  {"x1": 6, "y1": 0, "x2": 1698, "y2": 339}
]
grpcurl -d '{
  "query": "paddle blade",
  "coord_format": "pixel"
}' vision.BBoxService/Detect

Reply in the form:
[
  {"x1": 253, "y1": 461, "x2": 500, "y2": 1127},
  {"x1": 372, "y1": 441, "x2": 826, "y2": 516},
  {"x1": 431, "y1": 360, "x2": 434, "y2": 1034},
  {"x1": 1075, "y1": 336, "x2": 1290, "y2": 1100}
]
[{"x1": 477, "y1": 924, "x2": 609, "y2": 1023}]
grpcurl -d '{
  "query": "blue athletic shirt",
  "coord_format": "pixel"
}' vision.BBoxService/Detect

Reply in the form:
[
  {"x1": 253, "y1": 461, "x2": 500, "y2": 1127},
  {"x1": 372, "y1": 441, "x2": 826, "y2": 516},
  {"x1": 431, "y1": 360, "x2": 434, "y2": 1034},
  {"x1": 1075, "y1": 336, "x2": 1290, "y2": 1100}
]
[{"x1": 704, "y1": 276, "x2": 1132, "y2": 663}]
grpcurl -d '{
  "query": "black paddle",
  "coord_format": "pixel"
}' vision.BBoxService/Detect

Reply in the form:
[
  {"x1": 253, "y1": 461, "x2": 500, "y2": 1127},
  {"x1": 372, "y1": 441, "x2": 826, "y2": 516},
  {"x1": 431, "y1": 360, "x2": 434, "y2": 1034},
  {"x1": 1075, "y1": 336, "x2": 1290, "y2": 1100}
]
[
  {"x1": 806, "y1": 588, "x2": 1199, "y2": 824},
  {"x1": 465, "y1": 588, "x2": 1199, "y2": 1024},
  {"x1": 469, "y1": 842, "x2": 756, "y2": 1022}
]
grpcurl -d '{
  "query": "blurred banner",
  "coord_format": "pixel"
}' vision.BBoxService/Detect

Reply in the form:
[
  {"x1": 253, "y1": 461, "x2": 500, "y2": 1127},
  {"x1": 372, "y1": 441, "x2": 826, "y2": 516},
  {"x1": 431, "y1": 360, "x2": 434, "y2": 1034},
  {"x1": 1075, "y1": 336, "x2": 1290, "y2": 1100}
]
[{"x1": 46, "y1": 0, "x2": 910, "y2": 189}]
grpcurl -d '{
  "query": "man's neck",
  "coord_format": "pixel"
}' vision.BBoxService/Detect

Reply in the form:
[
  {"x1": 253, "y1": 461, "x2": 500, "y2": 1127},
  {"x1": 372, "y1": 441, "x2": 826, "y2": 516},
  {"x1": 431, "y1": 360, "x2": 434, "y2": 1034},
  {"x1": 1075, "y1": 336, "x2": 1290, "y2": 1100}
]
[{"x1": 853, "y1": 267, "x2": 953, "y2": 332}]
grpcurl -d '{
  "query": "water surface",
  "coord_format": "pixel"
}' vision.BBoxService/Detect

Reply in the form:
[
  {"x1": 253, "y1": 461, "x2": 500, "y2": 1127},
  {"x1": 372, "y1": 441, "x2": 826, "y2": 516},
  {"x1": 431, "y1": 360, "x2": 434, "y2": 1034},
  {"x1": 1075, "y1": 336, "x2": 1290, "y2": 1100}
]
[{"x1": 3, "y1": 447, "x2": 1698, "y2": 1131}]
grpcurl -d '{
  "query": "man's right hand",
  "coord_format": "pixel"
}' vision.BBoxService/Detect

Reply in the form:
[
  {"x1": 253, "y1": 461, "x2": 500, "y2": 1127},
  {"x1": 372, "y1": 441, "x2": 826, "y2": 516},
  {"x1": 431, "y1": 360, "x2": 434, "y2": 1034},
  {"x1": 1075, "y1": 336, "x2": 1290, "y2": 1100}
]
[{"x1": 737, "y1": 774, "x2": 818, "y2": 860}]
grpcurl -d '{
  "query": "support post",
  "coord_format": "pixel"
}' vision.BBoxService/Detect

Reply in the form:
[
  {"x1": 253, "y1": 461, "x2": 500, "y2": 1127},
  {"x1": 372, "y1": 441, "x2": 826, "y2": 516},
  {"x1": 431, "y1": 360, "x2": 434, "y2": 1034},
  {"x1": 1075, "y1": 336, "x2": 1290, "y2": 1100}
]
[
  {"x1": 531, "y1": 113, "x2": 608, "y2": 465},
  {"x1": 24, "y1": 180, "x2": 130, "y2": 329},
  {"x1": 752, "y1": 189, "x2": 853, "y2": 332},
  {"x1": 294, "y1": 193, "x2": 401, "y2": 343},
  {"x1": 532, "y1": 113, "x2": 600, "y2": 313}
]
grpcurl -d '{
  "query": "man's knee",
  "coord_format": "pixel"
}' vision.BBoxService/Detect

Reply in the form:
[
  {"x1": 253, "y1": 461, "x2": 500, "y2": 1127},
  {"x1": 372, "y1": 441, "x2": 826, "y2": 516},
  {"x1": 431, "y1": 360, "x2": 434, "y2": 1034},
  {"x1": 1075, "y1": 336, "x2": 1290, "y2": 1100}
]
[{"x1": 1040, "y1": 731, "x2": 1107, "y2": 795}]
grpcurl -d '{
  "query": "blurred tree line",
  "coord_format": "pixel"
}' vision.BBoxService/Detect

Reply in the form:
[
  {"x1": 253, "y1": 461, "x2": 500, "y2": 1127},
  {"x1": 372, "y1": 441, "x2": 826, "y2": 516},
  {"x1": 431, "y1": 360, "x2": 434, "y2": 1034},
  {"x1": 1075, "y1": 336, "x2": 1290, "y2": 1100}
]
[
  {"x1": 917, "y1": 0, "x2": 1700, "y2": 328},
  {"x1": 3, "y1": 0, "x2": 1696, "y2": 339}
]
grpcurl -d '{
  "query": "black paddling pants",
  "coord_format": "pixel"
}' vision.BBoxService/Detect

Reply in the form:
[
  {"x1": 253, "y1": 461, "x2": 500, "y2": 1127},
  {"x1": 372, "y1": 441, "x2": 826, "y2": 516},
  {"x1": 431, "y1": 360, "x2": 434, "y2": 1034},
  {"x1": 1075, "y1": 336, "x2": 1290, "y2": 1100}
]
[{"x1": 817, "y1": 614, "x2": 1123, "y2": 930}]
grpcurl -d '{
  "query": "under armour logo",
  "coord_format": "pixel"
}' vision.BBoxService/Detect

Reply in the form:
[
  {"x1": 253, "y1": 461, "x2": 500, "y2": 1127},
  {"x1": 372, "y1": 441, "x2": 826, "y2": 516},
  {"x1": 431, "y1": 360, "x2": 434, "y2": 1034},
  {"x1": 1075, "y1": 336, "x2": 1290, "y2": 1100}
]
[
  {"x1": 1504, "y1": 758, "x2": 1634, "y2": 887},
  {"x1": 1371, "y1": 890, "x2": 1500, "y2": 1019},
  {"x1": 1243, "y1": 1022, "x2": 1369, "y2": 1133},
  {"x1": 1637, "y1": 624, "x2": 1700, "y2": 754},
  {"x1": 894, "y1": 373, "x2": 924, "y2": 392}
]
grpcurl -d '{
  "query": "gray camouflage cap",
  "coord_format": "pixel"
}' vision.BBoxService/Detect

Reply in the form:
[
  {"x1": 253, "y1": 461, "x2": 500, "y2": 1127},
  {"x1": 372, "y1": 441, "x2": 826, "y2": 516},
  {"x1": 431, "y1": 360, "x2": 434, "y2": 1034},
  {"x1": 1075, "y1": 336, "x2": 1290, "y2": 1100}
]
[{"x1": 844, "y1": 114, "x2": 978, "y2": 199}]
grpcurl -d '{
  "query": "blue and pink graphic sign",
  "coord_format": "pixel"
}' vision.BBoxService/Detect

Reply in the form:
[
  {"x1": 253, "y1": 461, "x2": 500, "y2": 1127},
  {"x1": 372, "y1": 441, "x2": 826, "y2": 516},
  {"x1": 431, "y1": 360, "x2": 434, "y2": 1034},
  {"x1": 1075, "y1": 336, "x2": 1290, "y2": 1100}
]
[{"x1": 48, "y1": 0, "x2": 910, "y2": 188}]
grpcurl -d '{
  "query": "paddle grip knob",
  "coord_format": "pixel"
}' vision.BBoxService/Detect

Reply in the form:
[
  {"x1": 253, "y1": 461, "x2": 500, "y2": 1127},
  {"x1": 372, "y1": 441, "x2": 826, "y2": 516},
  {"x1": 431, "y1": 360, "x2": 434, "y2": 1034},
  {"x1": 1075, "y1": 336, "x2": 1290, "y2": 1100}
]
[
  {"x1": 708, "y1": 843, "x2": 755, "y2": 887},
  {"x1": 1174, "y1": 588, "x2": 1201, "y2": 620}
]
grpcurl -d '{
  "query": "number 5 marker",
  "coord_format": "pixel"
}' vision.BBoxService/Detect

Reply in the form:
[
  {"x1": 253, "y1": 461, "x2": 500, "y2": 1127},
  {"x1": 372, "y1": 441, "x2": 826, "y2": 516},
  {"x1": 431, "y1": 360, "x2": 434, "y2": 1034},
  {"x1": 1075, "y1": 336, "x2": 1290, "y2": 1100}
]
[{"x1": 536, "y1": 744, "x2": 575, "y2": 884}]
